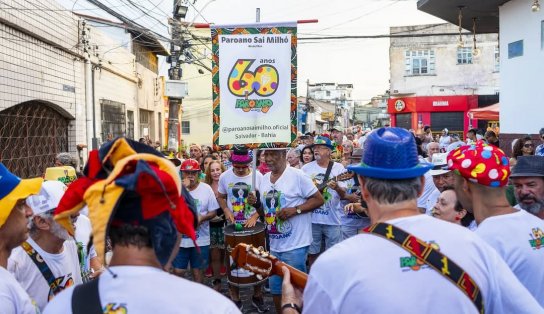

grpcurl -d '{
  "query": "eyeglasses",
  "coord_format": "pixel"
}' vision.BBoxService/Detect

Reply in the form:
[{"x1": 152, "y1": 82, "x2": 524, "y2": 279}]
[{"x1": 524, "y1": 143, "x2": 534, "y2": 148}]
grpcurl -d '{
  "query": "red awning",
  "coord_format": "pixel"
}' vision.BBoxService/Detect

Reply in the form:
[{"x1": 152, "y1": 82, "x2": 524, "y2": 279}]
[{"x1": 468, "y1": 103, "x2": 499, "y2": 120}]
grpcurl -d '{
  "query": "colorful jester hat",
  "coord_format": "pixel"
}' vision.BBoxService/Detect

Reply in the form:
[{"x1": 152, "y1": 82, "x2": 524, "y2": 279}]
[
  {"x1": 53, "y1": 137, "x2": 197, "y2": 265},
  {"x1": 447, "y1": 140, "x2": 510, "y2": 187}
]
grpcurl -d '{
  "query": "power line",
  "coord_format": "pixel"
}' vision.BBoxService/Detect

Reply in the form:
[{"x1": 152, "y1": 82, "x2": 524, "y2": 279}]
[{"x1": 298, "y1": 32, "x2": 473, "y2": 41}]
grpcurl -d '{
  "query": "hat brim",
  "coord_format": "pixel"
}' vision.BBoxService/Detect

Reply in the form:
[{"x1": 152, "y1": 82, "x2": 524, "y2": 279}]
[
  {"x1": 347, "y1": 163, "x2": 433, "y2": 180},
  {"x1": 168, "y1": 158, "x2": 182, "y2": 167},
  {"x1": 311, "y1": 143, "x2": 334, "y2": 150},
  {"x1": 0, "y1": 177, "x2": 43, "y2": 228},
  {"x1": 430, "y1": 169, "x2": 451, "y2": 176},
  {"x1": 229, "y1": 158, "x2": 252, "y2": 164},
  {"x1": 510, "y1": 172, "x2": 544, "y2": 178}
]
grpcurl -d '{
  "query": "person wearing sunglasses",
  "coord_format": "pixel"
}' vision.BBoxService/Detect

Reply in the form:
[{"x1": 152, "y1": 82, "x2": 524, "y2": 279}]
[
  {"x1": 510, "y1": 136, "x2": 535, "y2": 168},
  {"x1": 535, "y1": 128, "x2": 544, "y2": 157}
]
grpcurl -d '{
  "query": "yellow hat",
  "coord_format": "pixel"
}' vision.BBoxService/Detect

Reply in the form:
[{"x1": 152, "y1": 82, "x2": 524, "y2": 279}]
[
  {"x1": 0, "y1": 163, "x2": 43, "y2": 228},
  {"x1": 44, "y1": 166, "x2": 77, "y2": 185}
]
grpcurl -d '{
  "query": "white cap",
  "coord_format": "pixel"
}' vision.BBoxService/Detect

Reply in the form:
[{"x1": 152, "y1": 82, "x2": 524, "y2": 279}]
[
  {"x1": 429, "y1": 153, "x2": 451, "y2": 176},
  {"x1": 26, "y1": 181, "x2": 67, "y2": 215}
]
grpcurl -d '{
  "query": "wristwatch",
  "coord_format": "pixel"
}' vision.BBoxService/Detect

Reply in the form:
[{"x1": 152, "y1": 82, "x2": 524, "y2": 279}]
[{"x1": 295, "y1": 206, "x2": 302, "y2": 215}]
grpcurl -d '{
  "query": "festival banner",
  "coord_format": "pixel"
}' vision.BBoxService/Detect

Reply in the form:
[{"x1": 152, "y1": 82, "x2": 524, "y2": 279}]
[{"x1": 211, "y1": 22, "x2": 297, "y2": 150}]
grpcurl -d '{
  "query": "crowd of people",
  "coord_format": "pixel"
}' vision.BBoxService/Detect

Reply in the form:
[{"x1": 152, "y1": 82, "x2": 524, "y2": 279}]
[{"x1": 0, "y1": 124, "x2": 543, "y2": 313}]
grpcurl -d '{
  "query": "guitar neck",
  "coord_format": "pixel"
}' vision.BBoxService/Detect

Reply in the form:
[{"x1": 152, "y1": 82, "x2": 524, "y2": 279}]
[{"x1": 272, "y1": 260, "x2": 308, "y2": 289}]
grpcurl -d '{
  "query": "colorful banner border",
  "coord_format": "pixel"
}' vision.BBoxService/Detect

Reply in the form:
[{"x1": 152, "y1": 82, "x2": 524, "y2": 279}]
[{"x1": 211, "y1": 26, "x2": 298, "y2": 151}]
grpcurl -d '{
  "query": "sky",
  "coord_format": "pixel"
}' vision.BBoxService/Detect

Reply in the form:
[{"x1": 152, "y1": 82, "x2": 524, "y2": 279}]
[{"x1": 60, "y1": 0, "x2": 445, "y2": 102}]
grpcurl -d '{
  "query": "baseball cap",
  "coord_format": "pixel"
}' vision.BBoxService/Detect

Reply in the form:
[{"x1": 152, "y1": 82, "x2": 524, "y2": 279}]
[{"x1": 26, "y1": 181, "x2": 67, "y2": 215}]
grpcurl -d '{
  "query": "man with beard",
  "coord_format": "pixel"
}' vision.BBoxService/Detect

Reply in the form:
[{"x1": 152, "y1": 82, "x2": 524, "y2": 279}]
[
  {"x1": 302, "y1": 136, "x2": 348, "y2": 267},
  {"x1": 8, "y1": 181, "x2": 83, "y2": 311},
  {"x1": 259, "y1": 149, "x2": 324, "y2": 313},
  {"x1": 449, "y1": 142, "x2": 544, "y2": 306},
  {"x1": 511, "y1": 156, "x2": 544, "y2": 219},
  {"x1": 281, "y1": 128, "x2": 543, "y2": 313},
  {"x1": 0, "y1": 163, "x2": 42, "y2": 313}
]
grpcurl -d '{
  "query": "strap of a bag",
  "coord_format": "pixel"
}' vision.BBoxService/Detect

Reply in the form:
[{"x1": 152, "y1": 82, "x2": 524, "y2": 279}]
[
  {"x1": 21, "y1": 241, "x2": 59, "y2": 294},
  {"x1": 364, "y1": 222, "x2": 484, "y2": 314},
  {"x1": 71, "y1": 277, "x2": 102, "y2": 314},
  {"x1": 323, "y1": 161, "x2": 334, "y2": 182}
]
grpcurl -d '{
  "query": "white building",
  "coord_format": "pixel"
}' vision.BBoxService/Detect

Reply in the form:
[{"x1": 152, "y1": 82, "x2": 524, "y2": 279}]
[
  {"x1": 308, "y1": 82, "x2": 354, "y2": 129},
  {"x1": 0, "y1": 1, "x2": 167, "y2": 178},
  {"x1": 418, "y1": 0, "x2": 544, "y2": 153},
  {"x1": 388, "y1": 23, "x2": 499, "y2": 136}
]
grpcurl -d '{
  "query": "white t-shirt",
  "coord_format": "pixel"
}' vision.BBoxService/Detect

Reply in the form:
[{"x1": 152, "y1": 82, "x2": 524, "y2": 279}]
[
  {"x1": 8, "y1": 237, "x2": 83, "y2": 311},
  {"x1": 181, "y1": 182, "x2": 218, "y2": 247},
  {"x1": 0, "y1": 267, "x2": 39, "y2": 314},
  {"x1": 259, "y1": 166, "x2": 318, "y2": 253},
  {"x1": 303, "y1": 215, "x2": 543, "y2": 314},
  {"x1": 301, "y1": 161, "x2": 347, "y2": 226},
  {"x1": 75, "y1": 215, "x2": 97, "y2": 279},
  {"x1": 43, "y1": 265, "x2": 240, "y2": 314},
  {"x1": 218, "y1": 168, "x2": 263, "y2": 224},
  {"x1": 417, "y1": 170, "x2": 439, "y2": 210},
  {"x1": 340, "y1": 179, "x2": 368, "y2": 228},
  {"x1": 439, "y1": 135, "x2": 451, "y2": 151},
  {"x1": 475, "y1": 210, "x2": 544, "y2": 306}
]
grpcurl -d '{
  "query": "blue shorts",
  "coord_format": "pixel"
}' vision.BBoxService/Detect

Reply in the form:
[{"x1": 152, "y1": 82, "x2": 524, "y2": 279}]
[
  {"x1": 269, "y1": 246, "x2": 309, "y2": 295},
  {"x1": 341, "y1": 225, "x2": 360, "y2": 240},
  {"x1": 309, "y1": 223, "x2": 342, "y2": 255},
  {"x1": 173, "y1": 246, "x2": 209, "y2": 270}
]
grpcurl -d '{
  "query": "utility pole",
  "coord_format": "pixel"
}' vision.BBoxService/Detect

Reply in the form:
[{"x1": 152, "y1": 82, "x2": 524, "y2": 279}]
[{"x1": 166, "y1": 0, "x2": 189, "y2": 152}]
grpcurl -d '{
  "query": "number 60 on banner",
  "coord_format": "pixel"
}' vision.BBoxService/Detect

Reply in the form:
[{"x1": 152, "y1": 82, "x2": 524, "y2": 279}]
[{"x1": 228, "y1": 59, "x2": 279, "y2": 97}]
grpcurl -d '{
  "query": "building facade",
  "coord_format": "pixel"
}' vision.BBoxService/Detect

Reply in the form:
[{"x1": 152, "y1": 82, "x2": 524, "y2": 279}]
[
  {"x1": 388, "y1": 23, "x2": 499, "y2": 137},
  {"x1": 0, "y1": 1, "x2": 167, "y2": 178},
  {"x1": 308, "y1": 82, "x2": 354, "y2": 129},
  {"x1": 417, "y1": 0, "x2": 543, "y2": 154}
]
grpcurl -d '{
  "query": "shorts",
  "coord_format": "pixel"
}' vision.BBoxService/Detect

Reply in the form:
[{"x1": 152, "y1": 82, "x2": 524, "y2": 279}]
[
  {"x1": 341, "y1": 225, "x2": 360, "y2": 240},
  {"x1": 210, "y1": 225, "x2": 225, "y2": 249},
  {"x1": 309, "y1": 223, "x2": 342, "y2": 255},
  {"x1": 269, "y1": 246, "x2": 309, "y2": 295},
  {"x1": 173, "y1": 246, "x2": 209, "y2": 270}
]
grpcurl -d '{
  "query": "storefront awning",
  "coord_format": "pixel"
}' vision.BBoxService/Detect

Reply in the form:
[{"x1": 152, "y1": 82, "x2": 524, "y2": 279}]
[{"x1": 468, "y1": 103, "x2": 499, "y2": 120}]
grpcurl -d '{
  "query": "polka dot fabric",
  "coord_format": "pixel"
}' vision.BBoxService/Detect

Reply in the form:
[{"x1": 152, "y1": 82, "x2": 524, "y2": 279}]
[{"x1": 447, "y1": 140, "x2": 510, "y2": 187}]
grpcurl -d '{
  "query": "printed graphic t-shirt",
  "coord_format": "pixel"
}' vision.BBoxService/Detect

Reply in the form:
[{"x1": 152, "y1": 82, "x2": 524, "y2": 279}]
[
  {"x1": 475, "y1": 210, "x2": 544, "y2": 307},
  {"x1": 181, "y1": 182, "x2": 219, "y2": 247},
  {"x1": 8, "y1": 237, "x2": 83, "y2": 311},
  {"x1": 0, "y1": 267, "x2": 39, "y2": 314},
  {"x1": 301, "y1": 161, "x2": 347, "y2": 226},
  {"x1": 218, "y1": 168, "x2": 263, "y2": 224},
  {"x1": 259, "y1": 166, "x2": 318, "y2": 253},
  {"x1": 303, "y1": 215, "x2": 543, "y2": 314},
  {"x1": 43, "y1": 266, "x2": 240, "y2": 314}
]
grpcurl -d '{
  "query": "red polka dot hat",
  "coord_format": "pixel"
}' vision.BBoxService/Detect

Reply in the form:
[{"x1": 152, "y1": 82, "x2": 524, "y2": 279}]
[{"x1": 447, "y1": 140, "x2": 510, "y2": 187}]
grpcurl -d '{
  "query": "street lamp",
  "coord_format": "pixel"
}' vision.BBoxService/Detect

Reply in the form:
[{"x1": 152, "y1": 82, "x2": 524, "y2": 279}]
[
  {"x1": 174, "y1": 0, "x2": 189, "y2": 19},
  {"x1": 532, "y1": 0, "x2": 540, "y2": 12}
]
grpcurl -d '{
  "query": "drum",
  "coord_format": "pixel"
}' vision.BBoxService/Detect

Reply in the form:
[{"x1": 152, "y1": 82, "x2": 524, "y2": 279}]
[{"x1": 224, "y1": 221, "x2": 267, "y2": 287}]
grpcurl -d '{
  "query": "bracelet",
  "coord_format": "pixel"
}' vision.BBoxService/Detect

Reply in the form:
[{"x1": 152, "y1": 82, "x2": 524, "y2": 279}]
[{"x1": 281, "y1": 303, "x2": 302, "y2": 313}]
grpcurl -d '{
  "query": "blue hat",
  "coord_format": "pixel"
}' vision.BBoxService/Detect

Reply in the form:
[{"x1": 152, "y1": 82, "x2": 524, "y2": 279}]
[
  {"x1": 347, "y1": 127, "x2": 432, "y2": 179},
  {"x1": 312, "y1": 136, "x2": 334, "y2": 150}
]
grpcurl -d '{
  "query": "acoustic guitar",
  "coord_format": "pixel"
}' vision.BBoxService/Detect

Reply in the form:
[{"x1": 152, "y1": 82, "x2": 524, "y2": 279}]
[
  {"x1": 230, "y1": 243, "x2": 308, "y2": 289},
  {"x1": 316, "y1": 171, "x2": 354, "y2": 192}
]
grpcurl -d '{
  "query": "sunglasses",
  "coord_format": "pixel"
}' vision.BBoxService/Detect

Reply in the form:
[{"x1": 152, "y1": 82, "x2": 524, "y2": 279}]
[{"x1": 524, "y1": 144, "x2": 534, "y2": 148}]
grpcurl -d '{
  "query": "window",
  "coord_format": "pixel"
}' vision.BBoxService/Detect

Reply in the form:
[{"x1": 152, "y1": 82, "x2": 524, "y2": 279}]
[
  {"x1": 326, "y1": 91, "x2": 331, "y2": 97},
  {"x1": 127, "y1": 110, "x2": 134, "y2": 139},
  {"x1": 457, "y1": 47, "x2": 473, "y2": 64},
  {"x1": 100, "y1": 99, "x2": 126, "y2": 142},
  {"x1": 139, "y1": 109, "x2": 154, "y2": 139},
  {"x1": 494, "y1": 47, "x2": 500, "y2": 72},
  {"x1": 405, "y1": 50, "x2": 435, "y2": 75},
  {"x1": 181, "y1": 121, "x2": 190, "y2": 134}
]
